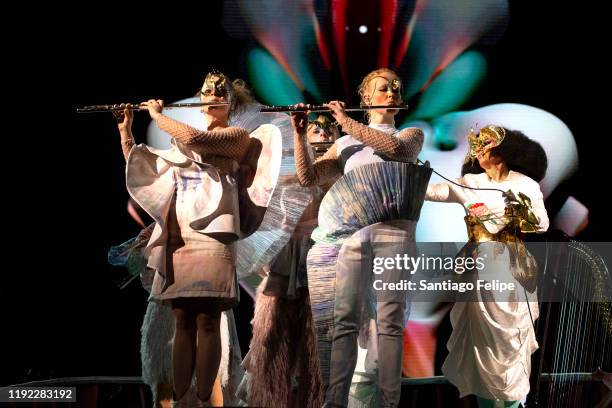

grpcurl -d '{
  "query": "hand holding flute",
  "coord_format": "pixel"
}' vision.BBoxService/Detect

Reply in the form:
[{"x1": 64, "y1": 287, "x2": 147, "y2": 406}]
[
  {"x1": 112, "y1": 100, "x2": 163, "y2": 130},
  {"x1": 325, "y1": 100, "x2": 349, "y2": 124},
  {"x1": 114, "y1": 100, "x2": 164, "y2": 161},
  {"x1": 140, "y1": 99, "x2": 164, "y2": 121},
  {"x1": 113, "y1": 103, "x2": 137, "y2": 162},
  {"x1": 289, "y1": 103, "x2": 310, "y2": 136}
]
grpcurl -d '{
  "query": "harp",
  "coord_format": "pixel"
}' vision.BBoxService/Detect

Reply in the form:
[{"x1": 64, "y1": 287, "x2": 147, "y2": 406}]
[{"x1": 527, "y1": 231, "x2": 612, "y2": 407}]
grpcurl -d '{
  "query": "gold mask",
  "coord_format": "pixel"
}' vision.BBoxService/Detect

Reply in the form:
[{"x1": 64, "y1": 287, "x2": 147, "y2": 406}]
[
  {"x1": 310, "y1": 115, "x2": 337, "y2": 133},
  {"x1": 390, "y1": 78, "x2": 401, "y2": 93},
  {"x1": 200, "y1": 71, "x2": 230, "y2": 99},
  {"x1": 466, "y1": 125, "x2": 506, "y2": 163},
  {"x1": 371, "y1": 76, "x2": 402, "y2": 95},
  {"x1": 308, "y1": 115, "x2": 339, "y2": 142}
]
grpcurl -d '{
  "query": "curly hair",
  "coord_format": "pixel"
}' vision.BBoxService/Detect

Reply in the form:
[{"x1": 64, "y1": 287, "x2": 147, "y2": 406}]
[{"x1": 461, "y1": 128, "x2": 548, "y2": 182}]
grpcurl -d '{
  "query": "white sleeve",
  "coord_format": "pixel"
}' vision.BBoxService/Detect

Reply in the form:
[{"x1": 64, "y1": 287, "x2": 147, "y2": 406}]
[
  {"x1": 425, "y1": 179, "x2": 467, "y2": 204},
  {"x1": 528, "y1": 183, "x2": 549, "y2": 232},
  {"x1": 425, "y1": 182, "x2": 450, "y2": 201}
]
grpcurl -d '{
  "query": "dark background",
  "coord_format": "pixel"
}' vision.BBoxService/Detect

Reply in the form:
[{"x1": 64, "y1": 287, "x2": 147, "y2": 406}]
[{"x1": 2, "y1": 0, "x2": 607, "y2": 386}]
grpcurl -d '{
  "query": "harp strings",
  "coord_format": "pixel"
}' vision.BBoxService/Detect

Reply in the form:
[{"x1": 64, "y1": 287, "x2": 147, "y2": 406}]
[{"x1": 547, "y1": 244, "x2": 612, "y2": 407}]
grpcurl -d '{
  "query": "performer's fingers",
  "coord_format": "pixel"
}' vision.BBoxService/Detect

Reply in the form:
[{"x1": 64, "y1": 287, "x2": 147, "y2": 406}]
[{"x1": 112, "y1": 109, "x2": 125, "y2": 123}]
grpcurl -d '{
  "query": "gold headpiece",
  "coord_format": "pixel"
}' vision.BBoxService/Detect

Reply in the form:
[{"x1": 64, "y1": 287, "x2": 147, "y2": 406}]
[
  {"x1": 200, "y1": 70, "x2": 230, "y2": 99},
  {"x1": 370, "y1": 76, "x2": 402, "y2": 94},
  {"x1": 466, "y1": 124, "x2": 506, "y2": 163},
  {"x1": 309, "y1": 115, "x2": 338, "y2": 131},
  {"x1": 390, "y1": 78, "x2": 401, "y2": 93}
]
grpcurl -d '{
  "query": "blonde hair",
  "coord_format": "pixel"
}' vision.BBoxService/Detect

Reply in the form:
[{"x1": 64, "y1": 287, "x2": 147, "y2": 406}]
[
  {"x1": 228, "y1": 78, "x2": 256, "y2": 119},
  {"x1": 357, "y1": 68, "x2": 402, "y2": 123}
]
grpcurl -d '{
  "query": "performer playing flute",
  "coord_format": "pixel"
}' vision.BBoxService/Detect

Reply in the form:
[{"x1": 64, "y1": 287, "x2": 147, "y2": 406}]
[
  {"x1": 292, "y1": 68, "x2": 424, "y2": 408},
  {"x1": 115, "y1": 71, "x2": 255, "y2": 407}
]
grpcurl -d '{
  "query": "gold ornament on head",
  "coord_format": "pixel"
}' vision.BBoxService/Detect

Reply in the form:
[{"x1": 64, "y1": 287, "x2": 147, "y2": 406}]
[
  {"x1": 370, "y1": 76, "x2": 402, "y2": 95},
  {"x1": 309, "y1": 114, "x2": 339, "y2": 132},
  {"x1": 200, "y1": 70, "x2": 230, "y2": 99},
  {"x1": 390, "y1": 78, "x2": 401, "y2": 93},
  {"x1": 466, "y1": 124, "x2": 506, "y2": 163}
]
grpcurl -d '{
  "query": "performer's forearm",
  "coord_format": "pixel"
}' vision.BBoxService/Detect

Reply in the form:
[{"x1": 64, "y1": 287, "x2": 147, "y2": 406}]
[
  {"x1": 294, "y1": 130, "x2": 339, "y2": 186},
  {"x1": 155, "y1": 114, "x2": 250, "y2": 160},
  {"x1": 120, "y1": 129, "x2": 135, "y2": 162},
  {"x1": 338, "y1": 116, "x2": 415, "y2": 158}
]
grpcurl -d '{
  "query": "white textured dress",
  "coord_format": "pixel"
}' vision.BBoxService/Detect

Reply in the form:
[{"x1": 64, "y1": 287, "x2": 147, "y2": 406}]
[{"x1": 426, "y1": 170, "x2": 549, "y2": 401}]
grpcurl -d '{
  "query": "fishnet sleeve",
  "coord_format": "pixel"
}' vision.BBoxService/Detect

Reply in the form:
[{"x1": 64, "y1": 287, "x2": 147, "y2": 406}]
[
  {"x1": 155, "y1": 114, "x2": 250, "y2": 160},
  {"x1": 294, "y1": 130, "x2": 341, "y2": 186}
]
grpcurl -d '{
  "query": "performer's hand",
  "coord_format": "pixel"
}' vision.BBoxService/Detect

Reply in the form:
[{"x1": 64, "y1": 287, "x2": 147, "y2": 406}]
[
  {"x1": 325, "y1": 100, "x2": 348, "y2": 124},
  {"x1": 290, "y1": 103, "x2": 310, "y2": 135},
  {"x1": 140, "y1": 99, "x2": 164, "y2": 120},
  {"x1": 112, "y1": 103, "x2": 134, "y2": 132}
]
